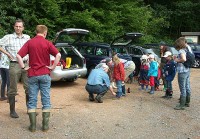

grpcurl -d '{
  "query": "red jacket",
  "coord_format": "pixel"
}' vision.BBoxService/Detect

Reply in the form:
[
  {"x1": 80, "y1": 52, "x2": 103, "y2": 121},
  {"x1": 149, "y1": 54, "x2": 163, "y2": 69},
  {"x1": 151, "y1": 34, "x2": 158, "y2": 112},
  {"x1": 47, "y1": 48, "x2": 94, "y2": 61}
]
[{"x1": 113, "y1": 62, "x2": 125, "y2": 81}]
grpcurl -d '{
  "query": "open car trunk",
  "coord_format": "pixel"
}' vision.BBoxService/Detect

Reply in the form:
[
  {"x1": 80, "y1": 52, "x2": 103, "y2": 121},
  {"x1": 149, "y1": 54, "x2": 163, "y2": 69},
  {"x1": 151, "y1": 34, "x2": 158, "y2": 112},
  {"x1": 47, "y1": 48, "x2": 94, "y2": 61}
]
[{"x1": 54, "y1": 43, "x2": 84, "y2": 70}]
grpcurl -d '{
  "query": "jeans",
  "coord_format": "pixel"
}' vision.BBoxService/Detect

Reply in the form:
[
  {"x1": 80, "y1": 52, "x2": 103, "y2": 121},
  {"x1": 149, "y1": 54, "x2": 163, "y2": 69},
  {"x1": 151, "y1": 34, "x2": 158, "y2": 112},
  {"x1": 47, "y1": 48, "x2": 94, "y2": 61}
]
[
  {"x1": 85, "y1": 84, "x2": 108, "y2": 95},
  {"x1": 166, "y1": 80, "x2": 172, "y2": 91},
  {"x1": 116, "y1": 80, "x2": 122, "y2": 97},
  {"x1": 178, "y1": 71, "x2": 191, "y2": 97},
  {"x1": 0, "y1": 68, "x2": 10, "y2": 97},
  {"x1": 28, "y1": 74, "x2": 51, "y2": 110}
]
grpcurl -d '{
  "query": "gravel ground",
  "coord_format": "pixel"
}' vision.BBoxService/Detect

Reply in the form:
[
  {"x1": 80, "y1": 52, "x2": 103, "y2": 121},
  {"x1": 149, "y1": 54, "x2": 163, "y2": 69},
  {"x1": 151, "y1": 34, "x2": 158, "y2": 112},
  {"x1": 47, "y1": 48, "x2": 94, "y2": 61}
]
[{"x1": 0, "y1": 69, "x2": 200, "y2": 139}]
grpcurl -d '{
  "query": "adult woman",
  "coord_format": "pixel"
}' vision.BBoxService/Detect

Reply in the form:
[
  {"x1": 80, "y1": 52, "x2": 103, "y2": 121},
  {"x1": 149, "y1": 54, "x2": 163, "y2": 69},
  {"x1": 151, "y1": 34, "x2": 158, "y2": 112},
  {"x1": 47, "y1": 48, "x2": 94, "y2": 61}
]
[{"x1": 174, "y1": 37, "x2": 192, "y2": 110}]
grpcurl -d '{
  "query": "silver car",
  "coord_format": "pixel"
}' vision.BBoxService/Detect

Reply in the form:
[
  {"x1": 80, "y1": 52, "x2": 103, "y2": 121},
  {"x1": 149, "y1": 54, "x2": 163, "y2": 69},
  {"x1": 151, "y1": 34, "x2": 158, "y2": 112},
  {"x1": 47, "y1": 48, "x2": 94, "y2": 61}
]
[{"x1": 50, "y1": 29, "x2": 88, "y2": 82}]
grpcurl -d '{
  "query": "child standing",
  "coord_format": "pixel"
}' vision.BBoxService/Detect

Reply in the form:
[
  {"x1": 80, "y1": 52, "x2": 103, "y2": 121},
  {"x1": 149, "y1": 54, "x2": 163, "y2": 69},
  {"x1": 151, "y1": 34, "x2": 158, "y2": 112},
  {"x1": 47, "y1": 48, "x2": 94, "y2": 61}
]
[
  {"x1": 112, "y1": 54, "x2": 125, "y2": 98},
  {"x1": 162, "y1": 51, "x2": 176, "y2": 98},
  {"x1": 138, "y1": 55, "x2": 150, "y2": 91},
  {"x1": 147, "y1": 54, "x2": 158, "y2": 94}
]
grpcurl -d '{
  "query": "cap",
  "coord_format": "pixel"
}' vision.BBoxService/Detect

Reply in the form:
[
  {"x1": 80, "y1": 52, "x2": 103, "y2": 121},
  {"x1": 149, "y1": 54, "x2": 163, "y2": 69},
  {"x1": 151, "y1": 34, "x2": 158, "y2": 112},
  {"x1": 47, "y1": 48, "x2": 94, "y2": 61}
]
[
  {"x1": 163, "y1": 51, "x2": 172, "y2": 57},
  {"x1": 105, "y1": 58, "x2": 112, "y2": 64},
  {"x1": 102, "y1": 64, "x2": 109, "y2": 71},
  {"x1": 140, "y1": 54, "x2": 148, "y2": 60},
  {"x1": 148, "y1": 54, "x2": 155, "y2": 59}
]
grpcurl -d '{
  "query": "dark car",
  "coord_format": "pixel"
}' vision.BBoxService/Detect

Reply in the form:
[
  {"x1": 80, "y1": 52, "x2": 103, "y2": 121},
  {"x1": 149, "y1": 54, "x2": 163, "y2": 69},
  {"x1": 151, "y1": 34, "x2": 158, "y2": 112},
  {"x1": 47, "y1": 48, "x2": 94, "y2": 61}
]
[
  {"x1": 75, "y1": 42, "x2": 112, "y2": 75},
  {"x1": 188, "y1": 43, "x2": 200, "y2": 68},
  {"x1": 54, "y1": 28, "x2": 134, "y2": 76},
  {"x1": 74, "y1": 31, "x2": 136, "y2": 75}
]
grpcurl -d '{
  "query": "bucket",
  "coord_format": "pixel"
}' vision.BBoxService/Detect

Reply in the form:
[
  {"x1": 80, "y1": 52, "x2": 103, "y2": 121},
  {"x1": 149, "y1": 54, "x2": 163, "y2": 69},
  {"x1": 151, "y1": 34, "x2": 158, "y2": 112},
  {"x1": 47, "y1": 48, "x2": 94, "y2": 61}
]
[{"x1": 65, "y1": 57, "x2": 72, "y2": 68}]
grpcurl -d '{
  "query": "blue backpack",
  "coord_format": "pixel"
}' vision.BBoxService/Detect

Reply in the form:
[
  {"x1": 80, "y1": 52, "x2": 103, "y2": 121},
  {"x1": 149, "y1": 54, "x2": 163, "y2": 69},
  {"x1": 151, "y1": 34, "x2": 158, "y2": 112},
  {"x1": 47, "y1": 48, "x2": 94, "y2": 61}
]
[{"x1": 183, "y1": 47, "x2": 195, "y2": 68}]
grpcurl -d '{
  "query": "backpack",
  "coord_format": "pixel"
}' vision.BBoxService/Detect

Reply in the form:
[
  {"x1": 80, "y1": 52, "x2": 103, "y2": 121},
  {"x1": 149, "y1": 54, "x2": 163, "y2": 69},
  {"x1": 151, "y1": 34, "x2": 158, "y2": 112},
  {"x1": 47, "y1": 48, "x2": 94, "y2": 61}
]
[{"x1": 183, "y1": 47, "x2": 195, "y2": 68}]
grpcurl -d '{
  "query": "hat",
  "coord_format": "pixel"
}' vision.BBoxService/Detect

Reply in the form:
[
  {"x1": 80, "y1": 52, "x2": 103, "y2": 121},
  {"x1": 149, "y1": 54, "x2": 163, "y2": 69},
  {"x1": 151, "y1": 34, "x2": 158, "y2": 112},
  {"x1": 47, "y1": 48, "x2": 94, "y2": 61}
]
[
  {"x1": 105, "y1": 58, "x2": 112, "y2": 64},
  {"x1": 163, "y1": 51, "x2": 172, "y2": 57},
  {"x1": 101, "y1": 64, "x2": 109, "y2": 71},
  {"x1": 140, "y1": 55, "x2": 148, "y2": 60},
  {"x1": 148, "y1": 54, "x2": 155, "y2": 59}
]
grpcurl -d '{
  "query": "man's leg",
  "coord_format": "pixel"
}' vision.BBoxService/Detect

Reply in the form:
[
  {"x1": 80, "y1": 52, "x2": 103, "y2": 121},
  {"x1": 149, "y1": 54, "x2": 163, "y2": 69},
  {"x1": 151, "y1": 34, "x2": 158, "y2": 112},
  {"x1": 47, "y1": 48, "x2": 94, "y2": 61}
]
[
  {"x1": 85, "y1": 84, "x2": 95, "y2": 101},
  {"x1": 95, "y1": 85, "x2": 108, "y2": 103},
  {"x1": 40, "y1": 75, "x2": 51, "y2": 132},
  {"x1": 21, "y1": 66, "x2": 29, "y2": 107},
  {"x1": 8, "y1": 63, "x2": 20, "y2": 118},
  {"x1": 28, "y1": 76, "x2": 39, "y2": 132}
]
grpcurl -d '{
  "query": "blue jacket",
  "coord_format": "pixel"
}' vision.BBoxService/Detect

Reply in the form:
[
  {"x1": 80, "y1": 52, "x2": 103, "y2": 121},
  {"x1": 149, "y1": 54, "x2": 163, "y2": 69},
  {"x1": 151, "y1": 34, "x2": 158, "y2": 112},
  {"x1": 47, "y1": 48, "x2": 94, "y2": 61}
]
[
  {"x1": 148, "y1": 61, "x2": 158, "y2": 77},
  {"x1": 163, "y1": 60, "x2": 176, "y2": 81}
]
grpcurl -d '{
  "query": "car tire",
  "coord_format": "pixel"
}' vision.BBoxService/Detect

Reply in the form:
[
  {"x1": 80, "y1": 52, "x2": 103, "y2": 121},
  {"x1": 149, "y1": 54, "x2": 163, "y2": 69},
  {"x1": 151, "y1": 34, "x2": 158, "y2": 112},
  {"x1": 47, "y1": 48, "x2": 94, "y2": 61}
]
[{"x1": 192, "y1": 58, "x2": 200, "y2": 68}]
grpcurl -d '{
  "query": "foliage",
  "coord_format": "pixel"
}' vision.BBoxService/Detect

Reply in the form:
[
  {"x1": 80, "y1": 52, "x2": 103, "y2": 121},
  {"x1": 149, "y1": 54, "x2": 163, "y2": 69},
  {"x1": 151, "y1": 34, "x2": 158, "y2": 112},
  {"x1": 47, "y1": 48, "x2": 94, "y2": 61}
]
[{"x1": 0, "y1": 0, "x2": 199, "y2": 44}]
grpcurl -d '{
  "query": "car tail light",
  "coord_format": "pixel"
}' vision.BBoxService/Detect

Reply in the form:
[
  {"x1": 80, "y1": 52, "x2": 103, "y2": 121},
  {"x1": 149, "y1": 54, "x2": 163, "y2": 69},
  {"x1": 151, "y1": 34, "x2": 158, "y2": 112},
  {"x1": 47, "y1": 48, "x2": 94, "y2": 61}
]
[{"x1": 51, "y1": 60, "x2": 61, "y2": 66}]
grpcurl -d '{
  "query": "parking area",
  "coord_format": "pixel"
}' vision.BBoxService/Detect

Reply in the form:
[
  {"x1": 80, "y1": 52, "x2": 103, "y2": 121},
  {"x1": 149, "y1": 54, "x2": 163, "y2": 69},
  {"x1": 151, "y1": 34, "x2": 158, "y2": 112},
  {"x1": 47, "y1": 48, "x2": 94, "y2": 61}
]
[{"x1": 0, "y1": 69, "x2": 200, "y2": 139}]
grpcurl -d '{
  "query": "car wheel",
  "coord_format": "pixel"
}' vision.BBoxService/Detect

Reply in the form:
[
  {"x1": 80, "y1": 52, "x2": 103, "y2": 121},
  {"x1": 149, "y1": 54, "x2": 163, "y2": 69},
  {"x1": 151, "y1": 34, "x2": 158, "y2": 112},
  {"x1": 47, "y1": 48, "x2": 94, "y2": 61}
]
[
  {"x1": 66, "y1": 78, "x2": 78, "y2": 82},
  {"x1": 192, "y1": 58, "x2": 200, "y2": 68}
]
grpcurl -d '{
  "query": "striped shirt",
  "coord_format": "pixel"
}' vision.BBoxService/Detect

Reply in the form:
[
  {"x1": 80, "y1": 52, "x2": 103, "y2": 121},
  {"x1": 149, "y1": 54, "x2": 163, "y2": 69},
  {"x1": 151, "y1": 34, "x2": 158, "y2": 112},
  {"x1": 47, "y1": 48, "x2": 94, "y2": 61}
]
[{"x1": 0, "y1": 32, "x2": 30, "y2": 61}]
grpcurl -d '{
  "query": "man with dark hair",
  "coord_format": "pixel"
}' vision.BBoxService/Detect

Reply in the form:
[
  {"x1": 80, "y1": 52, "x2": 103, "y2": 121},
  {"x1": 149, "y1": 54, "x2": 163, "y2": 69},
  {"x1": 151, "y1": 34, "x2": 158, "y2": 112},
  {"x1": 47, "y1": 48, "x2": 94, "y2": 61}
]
[
  {"x1": 0, "y1": 19, "x2": 30, "y2": 118},
  {"x1": 17, "y1": 25, "x2": 61, "y2": 132}
]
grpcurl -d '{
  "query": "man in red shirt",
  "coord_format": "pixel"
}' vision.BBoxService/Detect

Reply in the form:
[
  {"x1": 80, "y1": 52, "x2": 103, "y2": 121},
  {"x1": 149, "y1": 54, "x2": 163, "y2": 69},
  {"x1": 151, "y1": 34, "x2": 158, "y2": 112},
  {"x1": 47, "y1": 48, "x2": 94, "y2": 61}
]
[{"x1": 16, "y1": 25, "x2": 61, "y2": 132}]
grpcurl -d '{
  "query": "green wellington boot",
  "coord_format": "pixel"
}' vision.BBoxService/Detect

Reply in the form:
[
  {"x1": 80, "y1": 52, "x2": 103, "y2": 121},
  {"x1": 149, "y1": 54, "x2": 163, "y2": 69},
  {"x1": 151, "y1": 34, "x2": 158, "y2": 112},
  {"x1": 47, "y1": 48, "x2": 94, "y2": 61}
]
[
  {"x1": 28, "y1": 112, "x2": 36, "y2": 132},
  {"x1": 174, "y1": 96, "x2": 186, "y2": 110},
  {"x1": 9, "y1": 96, "x2": 19, "y2": 118},
  {"x1": 42, "y1": 112, "x2": 50, "y2": 132},
  {"x1": 185, "y1": 95, "x2": 190, "y2": 107}
]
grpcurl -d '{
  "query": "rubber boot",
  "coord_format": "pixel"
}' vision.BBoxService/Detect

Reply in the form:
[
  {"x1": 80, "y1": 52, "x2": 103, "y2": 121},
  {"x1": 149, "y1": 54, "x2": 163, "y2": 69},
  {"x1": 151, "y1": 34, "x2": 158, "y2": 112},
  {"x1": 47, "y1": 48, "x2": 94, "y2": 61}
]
[
  {"x1": 89, "y1": 93, "x2": 95, "y2": 101},
  {"x1": 174, "y1": 96, "x2": 186, "y2": 110},
  {"x1": 28, "y1": 112, "x2": 36, "y2": 132},
  {"x1": 95, "y1": 92, "x2": 106, "y2": 103},
  {"x1": 9, "y1": 96, "x2": 19, "y2": 118},
  {"x1": 185, "y1": 95, "x2": 190, "y2": 107},
  {"x1": 149, "y1": 87, "x2": 155, "y2": 94},
  {"x1": 42, "y1": 111, "x2": 50, "y2": 132},
  {"x1": 168, "y1": 91, "x2": 173, "y2": 98},
  {"x1": 145, "y1": 85, "x2": 148, "y2": 92},
  {"x1": 139, "y1": 84, "x2": 144, "y2": 91},
  {"x1": 162, "y1": 89, "x2": 169, "y2": 98}
]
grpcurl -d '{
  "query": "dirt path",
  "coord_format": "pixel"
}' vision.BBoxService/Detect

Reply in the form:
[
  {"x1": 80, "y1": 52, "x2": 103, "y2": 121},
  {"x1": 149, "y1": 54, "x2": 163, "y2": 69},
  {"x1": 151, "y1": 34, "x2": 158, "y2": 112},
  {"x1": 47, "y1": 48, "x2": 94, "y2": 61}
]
[{"x1": 0, "y1": 69, "x2": 200, "y2": 139}]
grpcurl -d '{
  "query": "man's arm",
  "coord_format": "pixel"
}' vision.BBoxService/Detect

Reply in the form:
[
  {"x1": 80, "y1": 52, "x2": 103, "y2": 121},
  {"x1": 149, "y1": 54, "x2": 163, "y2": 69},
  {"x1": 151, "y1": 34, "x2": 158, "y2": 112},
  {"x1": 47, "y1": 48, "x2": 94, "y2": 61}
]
[
  {"x1": 46, "y1": 53, "x2": 61, "y2": 70},
  {"x1": 0, "y1": 47, "x2": 14, "y2": 60},
  {"x1": 109, "y1": 85, "x2": 116, "y2": 96},
  {"x1": 16, "y1": 54, "x2": 29, "y2": 70}
]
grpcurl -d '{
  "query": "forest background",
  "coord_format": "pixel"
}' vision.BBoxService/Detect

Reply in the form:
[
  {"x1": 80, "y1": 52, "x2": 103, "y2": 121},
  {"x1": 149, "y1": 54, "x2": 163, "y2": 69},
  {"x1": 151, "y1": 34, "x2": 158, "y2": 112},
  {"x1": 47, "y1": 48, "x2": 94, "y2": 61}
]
[{"x1": 0, "y1": 0, "x2": 199, "y2": 45}]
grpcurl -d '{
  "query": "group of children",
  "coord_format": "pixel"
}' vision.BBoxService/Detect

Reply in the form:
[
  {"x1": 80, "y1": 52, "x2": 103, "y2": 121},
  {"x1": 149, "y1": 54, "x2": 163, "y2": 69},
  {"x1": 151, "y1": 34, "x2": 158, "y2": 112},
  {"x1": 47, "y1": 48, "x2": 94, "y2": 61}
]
[{"x1": 138, "y1": 51, "x2": 177, "y2": 98}]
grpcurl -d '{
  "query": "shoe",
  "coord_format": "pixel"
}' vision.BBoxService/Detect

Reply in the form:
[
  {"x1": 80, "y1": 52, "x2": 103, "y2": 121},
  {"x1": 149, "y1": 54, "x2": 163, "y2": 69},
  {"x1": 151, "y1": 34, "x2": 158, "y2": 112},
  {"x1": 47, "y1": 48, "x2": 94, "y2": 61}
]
[
  {"x1": 89, "y1": 94, "x2": 95, "y2": 101},
  {"x1": 0, "y1": 97, "x2": 7, "y2": 101},
  {"x1": 95, "y1": 94, "x2": 103, "y2": 103}
]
